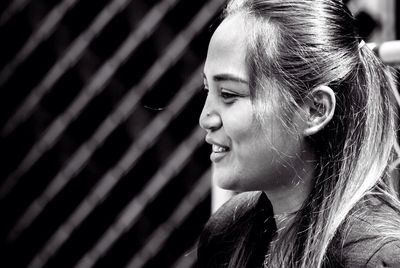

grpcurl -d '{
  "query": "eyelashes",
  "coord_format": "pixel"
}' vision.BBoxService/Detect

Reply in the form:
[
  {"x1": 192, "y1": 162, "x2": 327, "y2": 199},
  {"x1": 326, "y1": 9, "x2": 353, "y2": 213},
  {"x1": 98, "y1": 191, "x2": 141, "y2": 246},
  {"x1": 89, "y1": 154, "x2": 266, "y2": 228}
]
[
  {"x1": 201, "y1": 85, "x2": 243, "y2": 104},
  {"x1": 220, "y1": 90, "x2": 239, "y2": 104}
]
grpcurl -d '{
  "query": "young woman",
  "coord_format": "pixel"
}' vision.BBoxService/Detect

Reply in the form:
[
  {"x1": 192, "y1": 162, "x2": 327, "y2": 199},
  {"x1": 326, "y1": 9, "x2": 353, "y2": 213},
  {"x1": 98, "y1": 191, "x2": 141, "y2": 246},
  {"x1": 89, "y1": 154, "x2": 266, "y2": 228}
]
[{"x1": 197, "y1": 0, "x2": 400, "y2": 267}]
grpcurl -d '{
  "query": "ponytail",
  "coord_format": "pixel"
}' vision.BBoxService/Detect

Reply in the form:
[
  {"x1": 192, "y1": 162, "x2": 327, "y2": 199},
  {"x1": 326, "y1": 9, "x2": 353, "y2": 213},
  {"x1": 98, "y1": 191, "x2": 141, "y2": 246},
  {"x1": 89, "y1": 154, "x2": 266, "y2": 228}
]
[{"x1": 200, "y1": 1, "x2": 400, "y2": 267}]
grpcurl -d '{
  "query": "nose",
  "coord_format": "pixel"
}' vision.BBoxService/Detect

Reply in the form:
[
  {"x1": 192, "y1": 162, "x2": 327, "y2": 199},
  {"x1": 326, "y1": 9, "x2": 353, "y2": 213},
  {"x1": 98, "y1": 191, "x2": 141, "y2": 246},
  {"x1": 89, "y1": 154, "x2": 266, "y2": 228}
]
[{"x1": 199, "y1": 94, "x2": 222, "y2": 131}]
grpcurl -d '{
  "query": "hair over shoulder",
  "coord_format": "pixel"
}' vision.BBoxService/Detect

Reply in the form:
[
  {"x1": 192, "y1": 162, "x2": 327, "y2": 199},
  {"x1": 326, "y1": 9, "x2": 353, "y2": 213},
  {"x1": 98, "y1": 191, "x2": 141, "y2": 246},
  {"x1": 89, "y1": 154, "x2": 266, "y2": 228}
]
[{"x1": 198, "y1": 0, "x2": 400, "y2": 267}]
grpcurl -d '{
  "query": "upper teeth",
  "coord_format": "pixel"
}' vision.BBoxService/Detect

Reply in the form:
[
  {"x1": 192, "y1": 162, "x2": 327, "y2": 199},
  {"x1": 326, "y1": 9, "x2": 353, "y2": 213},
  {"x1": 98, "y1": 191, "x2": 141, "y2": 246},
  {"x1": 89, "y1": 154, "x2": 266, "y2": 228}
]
[{"x1": 213, "y1": 145, "x2": 228, "y2": 152}]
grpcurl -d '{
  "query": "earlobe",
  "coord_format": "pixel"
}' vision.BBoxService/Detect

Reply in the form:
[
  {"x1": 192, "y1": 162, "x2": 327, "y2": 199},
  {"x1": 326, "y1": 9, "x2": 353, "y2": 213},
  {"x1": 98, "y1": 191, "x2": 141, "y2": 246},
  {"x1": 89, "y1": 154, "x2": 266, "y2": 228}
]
[{"x1": 303, "y1": 85, "x2": 336, "y2": 136}]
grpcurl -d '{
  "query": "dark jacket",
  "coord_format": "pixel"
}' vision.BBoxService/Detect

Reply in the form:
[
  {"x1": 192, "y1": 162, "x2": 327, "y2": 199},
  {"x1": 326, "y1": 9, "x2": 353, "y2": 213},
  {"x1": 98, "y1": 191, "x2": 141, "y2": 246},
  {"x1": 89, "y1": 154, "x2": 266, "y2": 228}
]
[{"x1": 197, "y1": 191, "x2": 400, "y2": 267}]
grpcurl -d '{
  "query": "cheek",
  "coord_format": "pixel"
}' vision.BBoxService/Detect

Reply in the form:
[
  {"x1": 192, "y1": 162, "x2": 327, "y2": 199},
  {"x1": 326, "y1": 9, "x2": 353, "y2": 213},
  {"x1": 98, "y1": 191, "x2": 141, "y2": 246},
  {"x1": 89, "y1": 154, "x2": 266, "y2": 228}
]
[
  {"x1": 234, "y1": 114, "x2": 290, "y2": 171},
  {"x1": 224, "y1": 102, "x2": 278, "y2": 152},
  {"x1": 225, "y1": 109, "x2": 256, "y2": 144},
  {"x1": 230, "y1": 117, "x2": 275, "y2": 166}
]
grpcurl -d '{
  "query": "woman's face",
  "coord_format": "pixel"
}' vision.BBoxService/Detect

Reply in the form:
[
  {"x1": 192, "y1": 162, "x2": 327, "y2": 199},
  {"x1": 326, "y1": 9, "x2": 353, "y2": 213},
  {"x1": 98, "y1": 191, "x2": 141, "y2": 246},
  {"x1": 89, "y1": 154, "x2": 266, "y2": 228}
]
[{"x1": 200, "y1": 14, "x2": 307, "y2": 192}]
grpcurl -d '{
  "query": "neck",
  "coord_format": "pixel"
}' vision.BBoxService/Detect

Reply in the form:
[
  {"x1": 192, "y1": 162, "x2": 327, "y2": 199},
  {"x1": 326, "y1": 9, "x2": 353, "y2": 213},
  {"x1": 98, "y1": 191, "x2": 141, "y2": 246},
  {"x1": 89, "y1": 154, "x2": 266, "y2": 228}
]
[
  {"x1": 265, "y1": 183, "x2": 310, "y2": 231},
  {"x1": 264, "y1": 152, "x2": 316, "y2": 230}
]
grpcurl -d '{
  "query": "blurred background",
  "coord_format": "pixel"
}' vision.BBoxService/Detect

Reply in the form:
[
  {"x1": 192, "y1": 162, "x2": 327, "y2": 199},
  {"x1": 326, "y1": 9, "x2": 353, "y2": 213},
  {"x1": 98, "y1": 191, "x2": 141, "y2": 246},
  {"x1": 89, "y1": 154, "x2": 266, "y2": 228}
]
[{"x1": 0, "y1": 0, "x2": 399, "y2": 267}]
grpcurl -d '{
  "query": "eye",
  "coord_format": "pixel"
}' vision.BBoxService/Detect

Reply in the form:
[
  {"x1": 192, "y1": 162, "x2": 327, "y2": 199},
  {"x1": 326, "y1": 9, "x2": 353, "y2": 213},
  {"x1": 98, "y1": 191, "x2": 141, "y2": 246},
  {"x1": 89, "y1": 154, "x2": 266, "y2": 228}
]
[{"x1": 220, "y1": 89, "x2": 239, "y2": 104}]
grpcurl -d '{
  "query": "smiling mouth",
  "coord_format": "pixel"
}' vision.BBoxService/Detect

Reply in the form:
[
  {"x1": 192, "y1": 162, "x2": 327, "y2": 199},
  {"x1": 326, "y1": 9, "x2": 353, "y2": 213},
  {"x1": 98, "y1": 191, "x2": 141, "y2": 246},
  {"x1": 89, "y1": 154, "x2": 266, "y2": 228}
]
[
  {"x1": 210, "y1": 144, "x2": 230, "y2": 162},
  {"x1": 212, "y1": 144, "x2": 229, "y2": 153}
]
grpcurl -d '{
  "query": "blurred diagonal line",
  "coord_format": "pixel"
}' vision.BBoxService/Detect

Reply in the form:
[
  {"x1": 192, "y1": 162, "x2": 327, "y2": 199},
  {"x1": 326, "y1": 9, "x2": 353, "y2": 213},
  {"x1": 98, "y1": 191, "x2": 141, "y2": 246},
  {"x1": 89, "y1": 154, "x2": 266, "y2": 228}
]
[
  {"x1": 0, "y1": 0, "x2": 31, "y2": 26},
  {"x1": 24, "y1": 0, "x2": 223, "y2": 265},
  {"x1": 124, "y1": 168, "x2": 210, "y2": 268},
  {"x1": 75, "y1": 131, "x2": 209, "y2": 268},
  {"x1": 7, "y1": 0, "x2": 211, "y2": 238},
  {"x1": 24, "y1": 67, "x2": 203, "y2": 268},
  {"x1": 1, "y1": 0, "x2": 134, "y2": 136},
  {"x1": 7, "y1": 64, "x2": 202, "y2": 242},
  {"x1": 0, "y1": 0, "x2": 79, "y2": 87},
  {"x1": 0, "y1": 0, "x2": 179, "y2": 200}
]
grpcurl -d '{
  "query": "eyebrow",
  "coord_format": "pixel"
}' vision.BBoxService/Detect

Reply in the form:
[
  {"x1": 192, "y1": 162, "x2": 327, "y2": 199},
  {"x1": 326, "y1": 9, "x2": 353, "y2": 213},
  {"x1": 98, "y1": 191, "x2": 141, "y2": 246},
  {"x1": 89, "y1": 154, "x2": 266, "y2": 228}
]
[{"x1": 202, "y1": 72, "x2": 249, "y2": 85}]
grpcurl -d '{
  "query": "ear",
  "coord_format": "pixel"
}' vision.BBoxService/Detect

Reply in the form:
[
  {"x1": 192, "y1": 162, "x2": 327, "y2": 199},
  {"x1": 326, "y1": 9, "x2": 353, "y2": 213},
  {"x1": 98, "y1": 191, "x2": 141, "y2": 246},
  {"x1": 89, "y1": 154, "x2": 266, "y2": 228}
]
[{"x1": 303, "y1": 85, "x2": 336, "y2": 136}]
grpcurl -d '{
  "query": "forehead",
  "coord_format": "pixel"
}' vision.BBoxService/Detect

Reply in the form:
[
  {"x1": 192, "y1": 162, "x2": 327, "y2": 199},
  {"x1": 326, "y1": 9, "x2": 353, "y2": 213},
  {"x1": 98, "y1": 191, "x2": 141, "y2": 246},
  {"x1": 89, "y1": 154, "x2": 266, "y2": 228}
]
[
  {"x1": 210, "y1": 14, "x2": 248, "y2": 50},
  {"x1": 204, "y1": 14, "x2": 249, "y2": 79}
]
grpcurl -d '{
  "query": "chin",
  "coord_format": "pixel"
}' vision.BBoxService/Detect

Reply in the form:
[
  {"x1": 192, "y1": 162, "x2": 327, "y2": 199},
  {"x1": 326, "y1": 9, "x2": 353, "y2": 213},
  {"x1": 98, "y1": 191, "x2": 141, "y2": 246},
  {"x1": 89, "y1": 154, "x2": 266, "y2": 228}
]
[{"x1": 214, "y1": 175, "x2": 243, "y2": 191}]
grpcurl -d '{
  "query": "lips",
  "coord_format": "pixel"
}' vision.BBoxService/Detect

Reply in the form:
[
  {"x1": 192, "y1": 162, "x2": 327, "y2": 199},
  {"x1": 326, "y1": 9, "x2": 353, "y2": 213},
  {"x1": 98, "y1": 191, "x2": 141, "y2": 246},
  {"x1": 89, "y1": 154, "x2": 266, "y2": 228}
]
[{"x1": 205, "y1": 136, "x2": 230, "y2": 162}]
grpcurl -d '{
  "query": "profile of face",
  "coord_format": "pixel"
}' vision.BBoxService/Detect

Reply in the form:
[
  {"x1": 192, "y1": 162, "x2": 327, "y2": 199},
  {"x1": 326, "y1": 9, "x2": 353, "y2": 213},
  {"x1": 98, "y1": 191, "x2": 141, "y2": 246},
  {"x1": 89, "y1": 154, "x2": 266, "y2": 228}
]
[{"x1": 199, "y1": 14, "x2": 310, "y2": 193}]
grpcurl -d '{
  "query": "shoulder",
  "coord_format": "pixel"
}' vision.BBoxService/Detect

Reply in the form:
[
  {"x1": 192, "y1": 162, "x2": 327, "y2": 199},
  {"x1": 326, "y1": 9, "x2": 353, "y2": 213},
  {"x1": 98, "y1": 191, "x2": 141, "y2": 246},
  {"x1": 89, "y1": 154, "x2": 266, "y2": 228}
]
[
  {"x1": 338, "y1": 199, "x2": 400, "y2": 267},
  {"x1": 342, "y1": 229, "x2": 400, "y2": 267},
  {"x1": 366, "y1": 240, "x2": 400, "y2": 267},
  {"x1": 197, "y1": 191, "x2": 275, "y2": 268},
  {"x1": 199, "y1": 191, "x2": 270, "y2": 241}
]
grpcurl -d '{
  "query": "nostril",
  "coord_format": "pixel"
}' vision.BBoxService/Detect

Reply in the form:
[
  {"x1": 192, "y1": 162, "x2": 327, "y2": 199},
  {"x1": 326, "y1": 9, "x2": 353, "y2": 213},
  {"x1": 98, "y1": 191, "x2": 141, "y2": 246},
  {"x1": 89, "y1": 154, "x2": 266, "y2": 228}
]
[{"x1": 200, "y1": 111, "x2": 222, "y2": 131}]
